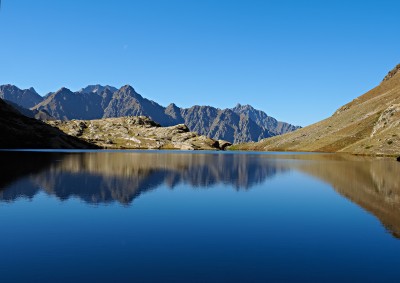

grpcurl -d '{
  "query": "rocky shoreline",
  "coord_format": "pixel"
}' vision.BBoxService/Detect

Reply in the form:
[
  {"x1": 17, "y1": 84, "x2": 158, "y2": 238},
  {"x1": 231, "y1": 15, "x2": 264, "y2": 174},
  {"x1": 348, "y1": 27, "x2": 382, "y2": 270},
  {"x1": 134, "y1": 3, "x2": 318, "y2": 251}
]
[{"x1": 47, "y1": 116, "x2": 232, "y2": 150}]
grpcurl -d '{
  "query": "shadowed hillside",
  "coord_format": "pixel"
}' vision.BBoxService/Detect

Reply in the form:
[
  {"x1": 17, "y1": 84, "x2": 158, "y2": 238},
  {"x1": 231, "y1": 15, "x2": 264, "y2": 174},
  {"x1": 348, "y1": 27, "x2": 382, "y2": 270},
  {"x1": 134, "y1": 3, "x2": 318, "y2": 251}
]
[{"x1": 0, "y1": 99, "x2": 97, "y2": 149}]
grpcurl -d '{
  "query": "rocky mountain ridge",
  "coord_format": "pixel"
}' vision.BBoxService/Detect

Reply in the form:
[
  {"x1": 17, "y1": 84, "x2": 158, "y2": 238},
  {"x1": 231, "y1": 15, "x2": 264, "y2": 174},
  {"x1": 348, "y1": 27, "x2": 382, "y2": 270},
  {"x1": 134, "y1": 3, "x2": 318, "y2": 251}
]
[
  {"x1": 0, "y1": 84, "x2": 43, "y2": 108},
  {"x1": 0, "y1": 84, "x2": 300, "y2": 143}
]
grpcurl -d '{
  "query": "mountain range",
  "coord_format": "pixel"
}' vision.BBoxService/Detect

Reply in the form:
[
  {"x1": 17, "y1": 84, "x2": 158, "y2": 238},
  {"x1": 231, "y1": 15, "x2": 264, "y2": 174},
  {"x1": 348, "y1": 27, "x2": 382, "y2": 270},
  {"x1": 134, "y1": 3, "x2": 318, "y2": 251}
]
[
  {"x1": 0, "y1": 84, "x2": 300, "y2": 143},
  {"x1": 234, "y1": 64, "x2": 400, "y2": 156}
]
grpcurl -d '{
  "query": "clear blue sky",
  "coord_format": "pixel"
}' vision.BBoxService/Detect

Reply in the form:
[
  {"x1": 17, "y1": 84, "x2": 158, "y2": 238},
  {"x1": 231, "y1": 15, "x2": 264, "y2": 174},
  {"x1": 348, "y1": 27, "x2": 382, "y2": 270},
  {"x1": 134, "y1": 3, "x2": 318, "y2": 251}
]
[{"x1": 0, "y1": 0, "x2": 399, "y2": 126}]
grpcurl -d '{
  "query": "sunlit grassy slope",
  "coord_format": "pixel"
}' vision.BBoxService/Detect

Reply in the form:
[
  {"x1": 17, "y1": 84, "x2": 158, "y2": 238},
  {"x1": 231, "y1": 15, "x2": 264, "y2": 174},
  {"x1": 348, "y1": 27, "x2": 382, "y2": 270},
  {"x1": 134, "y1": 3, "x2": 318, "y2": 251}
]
[{"x1": 233, "y1": 65, "x2": 400, "y2": 156}]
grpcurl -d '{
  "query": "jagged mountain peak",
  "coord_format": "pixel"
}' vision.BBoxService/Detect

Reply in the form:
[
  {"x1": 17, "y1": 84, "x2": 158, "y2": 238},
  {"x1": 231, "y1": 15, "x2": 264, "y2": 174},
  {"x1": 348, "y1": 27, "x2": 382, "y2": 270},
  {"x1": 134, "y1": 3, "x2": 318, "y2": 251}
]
[
  {"x1": 167, "y1": 102, "x2": 178, "y2": 108},
  {"x1": 28, "y1": 87, "x2": 38, "y2": 95},
  {"x1": 4, "y1": 83, "x2": 300, "y2": 144},
  {"x1": 120, "y1": 84, "x2": 135, "y2": 91},
  {"x1": 0, "y1": 84, "x2": 43, "y2": 108},
  {"x1": 115, "y1": 84, "x2": 143, "y2": 99},
  {"x1": 232, "y1": 103, "x2": 256, "y2": 111},
  {"x1": 0, "y1": 85, "x2": 38, "y2": 96},
  {"x1": 52, "y1": 87, "x2": 73, "y2": 96},
  {"x1": 59, "y1": 87, "x2": 72, "y2": 92},
  {"x1": 79, "y1": 84, "x2": 118, "y2": 95},
  {"x1": 0, "y1": 84, "x2": 19, "y2": 91},
  {"x1": 232, "y1": 103, "x2": 269, "y2": 118}
]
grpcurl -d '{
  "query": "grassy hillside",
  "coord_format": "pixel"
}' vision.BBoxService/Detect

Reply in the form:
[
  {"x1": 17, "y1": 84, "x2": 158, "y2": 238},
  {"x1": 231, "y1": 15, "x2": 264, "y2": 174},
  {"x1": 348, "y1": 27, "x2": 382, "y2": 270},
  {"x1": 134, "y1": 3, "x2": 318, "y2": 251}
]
[{"x1": 233, "y1": 64, "x2": 400, "y2": 156}]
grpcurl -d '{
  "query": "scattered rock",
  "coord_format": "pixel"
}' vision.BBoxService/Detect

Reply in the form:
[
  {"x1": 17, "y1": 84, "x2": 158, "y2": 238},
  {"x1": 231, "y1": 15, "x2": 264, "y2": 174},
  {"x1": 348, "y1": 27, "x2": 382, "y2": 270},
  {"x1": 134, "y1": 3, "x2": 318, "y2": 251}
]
[
  {"x1": 371, "y1": 104, "x2": 400, "y2": 137},
  {"x1": 217, "y1": 140, "x2": 232, "y2": 150},
  {"x1": 47, "y1": 116, "x2": 226, "y2": 150}
]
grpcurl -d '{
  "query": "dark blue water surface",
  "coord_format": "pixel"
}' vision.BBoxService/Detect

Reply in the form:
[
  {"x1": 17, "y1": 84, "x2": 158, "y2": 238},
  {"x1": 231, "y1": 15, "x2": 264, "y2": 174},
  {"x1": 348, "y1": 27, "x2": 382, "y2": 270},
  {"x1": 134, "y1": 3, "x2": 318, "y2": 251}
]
[{"x1": 0, "y1": 150, "x2": 399, "y2": 283}]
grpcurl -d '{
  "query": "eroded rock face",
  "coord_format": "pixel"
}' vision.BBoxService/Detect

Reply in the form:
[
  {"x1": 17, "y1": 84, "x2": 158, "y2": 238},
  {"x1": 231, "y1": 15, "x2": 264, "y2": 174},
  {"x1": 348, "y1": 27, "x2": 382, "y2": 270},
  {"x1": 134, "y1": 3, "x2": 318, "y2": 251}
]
[
  {"x1": 47, "y1": 116, "x2": 225, "y2": 150},
  {"x1": 371, "y1": 104, "x2": 400, "y2": 137}
]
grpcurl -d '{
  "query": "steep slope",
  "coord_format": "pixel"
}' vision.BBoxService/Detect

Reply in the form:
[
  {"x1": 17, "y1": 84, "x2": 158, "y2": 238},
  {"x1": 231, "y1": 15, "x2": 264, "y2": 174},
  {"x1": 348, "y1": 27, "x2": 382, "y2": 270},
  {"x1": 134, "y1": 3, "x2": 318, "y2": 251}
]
[
  {"x1": 0, "y1": 85, "x2": 43, "y2": 108},
  {"x1": 232, "y1": 104, "x2": 301, "y2": 135},
  {"x1": 4, "y1": 100, "x2": 54, "y2": 120},
  {"x1": 164, "y1": 103, "x2": 184, "y2": 123},
  {"x1": 208, "y1": 108, "x2": 271, "y2": 143},
  {"x1": 179, "y1": 105, "x2": 219, "y2": 135},
  {"x1": 33, "y1": 87, "x2": 110, "y2": 120},
  {"x1": 234, "y1": 64, "x2": 400, "y2": 156},
  {"x1": 103, "y1": 85, "x2": 176, "y2": 125},
  {"x1": 0, "y1": 99, "x2": 97, "y2": 149},
  {"x1": 178, "y1": 105, "x2": 295, "y2": 143}
]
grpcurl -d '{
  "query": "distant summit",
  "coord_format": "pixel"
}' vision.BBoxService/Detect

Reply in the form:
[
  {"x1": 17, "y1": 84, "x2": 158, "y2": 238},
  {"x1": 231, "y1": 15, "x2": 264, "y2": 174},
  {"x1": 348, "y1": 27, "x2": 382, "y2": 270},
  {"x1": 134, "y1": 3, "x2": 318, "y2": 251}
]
[
  {"x1": 79, "y1": 84, "x2": 117, "y2": 95},
  {"x1": 0, "y1": 84, "x2": 43, "y2": 108},
  {"x1": 231, "y1": 103, "x2": 300, "y2": 136},
  {"x1": 33, "y1": 86, "x2": 111, "y2": 120},
  {"x1": 1, "y1": 83, "x2": 301, "y2": 143}
]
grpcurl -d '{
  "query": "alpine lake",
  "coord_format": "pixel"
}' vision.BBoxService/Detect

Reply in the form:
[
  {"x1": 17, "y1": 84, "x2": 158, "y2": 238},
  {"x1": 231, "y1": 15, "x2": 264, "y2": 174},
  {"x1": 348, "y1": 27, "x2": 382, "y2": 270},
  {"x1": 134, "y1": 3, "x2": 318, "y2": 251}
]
[{"x1": 0, "y1": 150, "x2": 399, "y2": 283}]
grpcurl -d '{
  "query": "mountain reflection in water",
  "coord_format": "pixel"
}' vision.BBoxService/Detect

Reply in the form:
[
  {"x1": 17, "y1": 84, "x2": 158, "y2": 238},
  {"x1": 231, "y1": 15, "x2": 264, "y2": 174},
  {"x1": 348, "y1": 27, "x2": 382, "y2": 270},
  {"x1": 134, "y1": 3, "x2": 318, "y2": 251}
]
[
  {"x1": 0, "y1": 151, "x2": 287, "y2": 204},
  {"x1": 0, "y1": 151, "x2": 399, "y2": 238}
]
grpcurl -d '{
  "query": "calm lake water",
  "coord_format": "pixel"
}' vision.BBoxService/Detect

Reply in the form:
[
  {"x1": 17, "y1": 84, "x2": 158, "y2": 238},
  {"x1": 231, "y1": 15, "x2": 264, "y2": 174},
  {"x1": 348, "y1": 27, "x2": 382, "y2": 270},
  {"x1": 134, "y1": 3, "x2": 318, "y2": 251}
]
[{"x1": 0, "y1": 150, "x2": 399, "y2": 283}]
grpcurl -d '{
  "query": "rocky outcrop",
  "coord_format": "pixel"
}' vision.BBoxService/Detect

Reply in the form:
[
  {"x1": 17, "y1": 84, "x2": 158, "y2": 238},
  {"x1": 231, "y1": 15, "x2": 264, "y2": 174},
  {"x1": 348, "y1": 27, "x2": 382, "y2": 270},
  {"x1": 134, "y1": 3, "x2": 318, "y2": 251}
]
[
  {"x1": 0, "y1": 98, "x2": 97, "y2": 149},
  {"x1": 383, "y1": 64, "x2": 400, "y2": 82},
  {"x1": 47, "y1": 116, "x2": 227, "y2": 150},
  {"x1": 370, "y1": 104, "x2": 400, "y2": 137}
]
